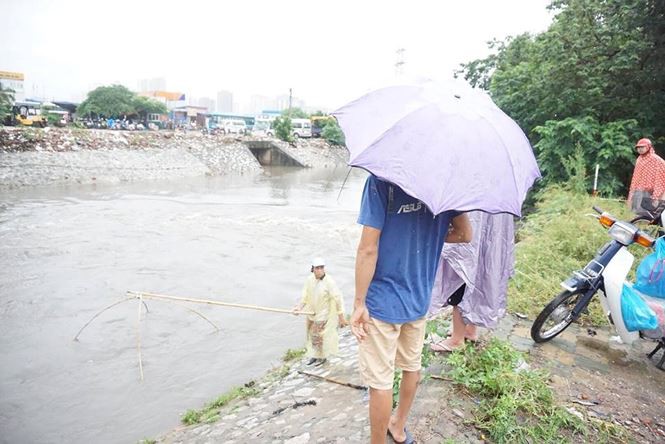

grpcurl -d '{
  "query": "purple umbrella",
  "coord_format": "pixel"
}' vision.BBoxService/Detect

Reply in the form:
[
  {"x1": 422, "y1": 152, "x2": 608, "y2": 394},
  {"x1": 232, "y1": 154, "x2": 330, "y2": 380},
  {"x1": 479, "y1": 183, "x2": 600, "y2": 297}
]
[{"x1": 332, "y1": 80, "x2": 541, "y2": 216}]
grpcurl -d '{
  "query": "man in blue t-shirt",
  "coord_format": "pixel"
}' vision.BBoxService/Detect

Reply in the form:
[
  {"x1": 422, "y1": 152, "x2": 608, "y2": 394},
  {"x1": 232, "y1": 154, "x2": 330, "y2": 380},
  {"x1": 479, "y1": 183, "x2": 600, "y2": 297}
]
[{"x1": 351, "y1": 175, "x2": 472, "y2": 444}]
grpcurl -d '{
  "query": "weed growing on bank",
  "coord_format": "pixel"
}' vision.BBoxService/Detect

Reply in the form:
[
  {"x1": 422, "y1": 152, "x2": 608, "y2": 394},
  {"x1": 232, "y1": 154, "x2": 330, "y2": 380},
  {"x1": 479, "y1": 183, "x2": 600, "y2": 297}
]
[
  {"x1": 446, "y1": 339, "x2": 628, "y2": 443},
  {"x1": 180, "y1": 348, "x2": 307, "y2": 425}
]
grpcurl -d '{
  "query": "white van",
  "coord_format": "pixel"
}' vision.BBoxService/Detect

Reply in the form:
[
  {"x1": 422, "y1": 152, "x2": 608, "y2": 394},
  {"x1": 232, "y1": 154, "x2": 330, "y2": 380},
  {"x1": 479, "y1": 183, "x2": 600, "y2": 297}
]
[
  {"x1": 291, "y1": 118, "x2": 312, "y2": 138},
  {"x1": 221, "y1": 119, "x2": 247, "y2": 135}
]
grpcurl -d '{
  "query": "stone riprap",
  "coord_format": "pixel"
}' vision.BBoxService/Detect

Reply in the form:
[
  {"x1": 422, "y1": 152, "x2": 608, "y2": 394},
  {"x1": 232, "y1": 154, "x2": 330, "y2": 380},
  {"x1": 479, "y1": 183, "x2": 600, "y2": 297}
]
[{"x1": 0, "y1": 128, "x2": 349, "y2": 189}]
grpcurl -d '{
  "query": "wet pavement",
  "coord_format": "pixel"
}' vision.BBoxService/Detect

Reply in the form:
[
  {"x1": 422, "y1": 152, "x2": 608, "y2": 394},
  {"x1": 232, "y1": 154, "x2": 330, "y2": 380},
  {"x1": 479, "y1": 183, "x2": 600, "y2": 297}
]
[{"x1": 156, "y1": 313, "x2": 665, "y2": 443}]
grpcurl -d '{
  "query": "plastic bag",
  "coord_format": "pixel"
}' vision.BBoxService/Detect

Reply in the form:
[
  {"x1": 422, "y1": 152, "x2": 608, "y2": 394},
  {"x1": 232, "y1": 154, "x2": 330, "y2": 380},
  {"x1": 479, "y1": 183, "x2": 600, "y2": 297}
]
[
  {"x1": 633, "y1": 237, "x2": 665, "y2": 299},
  {"x1": 621, "y1": 284, "x2": 658, "y2": 332}
]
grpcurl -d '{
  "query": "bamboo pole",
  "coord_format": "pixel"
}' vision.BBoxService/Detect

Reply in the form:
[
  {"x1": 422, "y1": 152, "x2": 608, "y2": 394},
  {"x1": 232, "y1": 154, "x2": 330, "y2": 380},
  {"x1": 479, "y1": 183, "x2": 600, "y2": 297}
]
[
  {"x1": 73, "y1": 296, "x2": 136, "y2": 341},
  {"x1": 137, "y1": 294, "x2": 144, "y2": 382},
  {"x1": 180, "y1": 304, "x2": 220, "y2": 332},
  {"x1": 127, "y1": 291, "x2": 314, "y2": 315}
]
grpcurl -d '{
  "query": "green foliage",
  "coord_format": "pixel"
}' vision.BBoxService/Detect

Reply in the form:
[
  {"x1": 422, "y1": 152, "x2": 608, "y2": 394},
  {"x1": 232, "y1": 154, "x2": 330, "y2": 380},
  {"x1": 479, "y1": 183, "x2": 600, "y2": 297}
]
[
  {"x1": 458, "y1": 0, "x2": 665, "y2": 195},
  {"x1": 0, "y1": 84, "x2": 14, "y2": 123},
  {"x1": 78, "y1": 84, "x2": 136, "y2": 118},
  {"x1": 282, "y1": 347, "x2": 306, "y2": 362},
  {"x1": 322, "y1": 120, "x2": 345, "y2": 146},
  {"x1": 181, "y1": 383, "x2": 259, "y2": 425},
  {"x1": 40, "y1": 103, "x2": 62, "y2": 126},
  {"x1": 78, "y1": 85, "x2": 166, "y2": 120},
  {"x1": 508, "y1": 185, "x2": 649, "y2": 325},
  {"x1": 273, "y1": 116, "x2": 294, "y2": 142},
  {"x1": 446, "y1": 339, "x2": 627, "y2": 443},
  {"x1": 281, "y1": 107, "x2": 309, "y2": 119},
  {"x1": 533, "y1": 116, "x2": 641, "y2": 195},
  {"x1": 392, "y1": 369, "x2": 402, "y2": 408},
  {"x1": 132, "y1": 95, "x2": 167, "y2": 117}
]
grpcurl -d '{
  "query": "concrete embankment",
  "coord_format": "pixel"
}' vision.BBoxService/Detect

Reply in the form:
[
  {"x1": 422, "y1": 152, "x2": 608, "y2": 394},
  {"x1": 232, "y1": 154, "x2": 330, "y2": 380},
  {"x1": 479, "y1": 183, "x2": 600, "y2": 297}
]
[{"x1": 0, "y1": 128, "x2": 349, "y2": 189}]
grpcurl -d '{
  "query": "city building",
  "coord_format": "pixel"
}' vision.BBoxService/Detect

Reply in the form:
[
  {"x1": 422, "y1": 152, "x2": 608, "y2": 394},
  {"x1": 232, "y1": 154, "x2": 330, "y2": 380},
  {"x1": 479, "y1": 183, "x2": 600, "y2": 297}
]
[
  {"x1": 216, "y1": 90, "x2": 233, "y2": 113},
  {"x1": 196, "y1": 97, "x2": 216, "y2": 112},
  {"x1": 138, "y1": 77, "x2": 166, "y2": 92},
  {"x1": 0, "y1": 71, "x2": 25, "y2": 101}
]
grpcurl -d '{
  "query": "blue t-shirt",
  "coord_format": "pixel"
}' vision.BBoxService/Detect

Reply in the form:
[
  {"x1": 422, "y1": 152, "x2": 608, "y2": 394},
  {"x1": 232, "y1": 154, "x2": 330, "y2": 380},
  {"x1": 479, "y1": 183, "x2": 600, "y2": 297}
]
[{"x1": 358, "y1": 175, "x2": 456, "y2": 323}]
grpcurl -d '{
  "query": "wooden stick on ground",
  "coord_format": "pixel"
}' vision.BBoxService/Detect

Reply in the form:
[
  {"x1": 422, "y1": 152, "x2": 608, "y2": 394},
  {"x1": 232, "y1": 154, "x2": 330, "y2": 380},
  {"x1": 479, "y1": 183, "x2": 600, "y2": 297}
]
[
  {"x1": 298, "y1": 370, "x2": 367, "y2": 390},
  {"x1": 127, "y1": 290, "x2": 314, "y2": 315},
  {"x1": 429, "y1": 374, "x2": 453, "y2": 382}
]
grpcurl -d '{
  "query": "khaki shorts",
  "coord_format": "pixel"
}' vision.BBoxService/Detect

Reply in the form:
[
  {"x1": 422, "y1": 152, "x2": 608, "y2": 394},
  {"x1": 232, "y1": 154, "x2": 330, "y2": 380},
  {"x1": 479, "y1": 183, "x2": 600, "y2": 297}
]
[{"x1": 358, "y1": 317, "x2": 427, "y2": 390}]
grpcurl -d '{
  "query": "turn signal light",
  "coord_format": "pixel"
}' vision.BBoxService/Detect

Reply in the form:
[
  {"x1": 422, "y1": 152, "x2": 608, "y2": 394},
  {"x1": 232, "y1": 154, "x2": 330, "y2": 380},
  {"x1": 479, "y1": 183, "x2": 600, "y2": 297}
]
[
  {"x1": 634, "y1": 232, "x2": 655, "y2": 248},
  {"x1": 598, "y1": 214, "x2": 615, "y2": 228}
]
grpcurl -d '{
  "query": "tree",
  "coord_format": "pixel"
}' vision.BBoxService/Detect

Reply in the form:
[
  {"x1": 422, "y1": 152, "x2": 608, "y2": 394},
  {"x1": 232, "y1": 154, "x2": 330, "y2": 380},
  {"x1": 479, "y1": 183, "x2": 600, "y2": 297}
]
[
  {"x1": 77, "y1": 84, "x2": 137, "y2": 118},
  {"x1": 273, "y1": 116, "x2": 294, "y2": 142},
  {"x1": 132, "y1": 95, "x2": 167, "y2": 120},
  {"x1": 457, "y1": 0, "x2": 665, "y2": 195},
  {"x1": 322, "y1": 120, "x2": 345, "y2": 146},
  {"x1": 281, "y1": 107, "x2": 309, "y2": 119},
  {"x1": 0, "y1": 84, "x2": 14, "y2": 124}
]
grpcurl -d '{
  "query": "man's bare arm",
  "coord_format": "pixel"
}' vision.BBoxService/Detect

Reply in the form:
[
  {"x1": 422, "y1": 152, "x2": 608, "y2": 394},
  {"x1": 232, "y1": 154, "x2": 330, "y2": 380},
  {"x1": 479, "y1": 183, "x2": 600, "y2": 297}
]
[{"x1": 351, "y1": 225, "x2": 380, "y2": 341}]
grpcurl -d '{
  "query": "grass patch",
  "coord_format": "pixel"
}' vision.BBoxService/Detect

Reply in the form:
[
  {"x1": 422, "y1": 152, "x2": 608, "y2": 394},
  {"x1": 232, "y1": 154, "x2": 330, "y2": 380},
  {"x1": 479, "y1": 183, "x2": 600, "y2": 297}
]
[
  {"x1": 181, "y1": 382, "x2": 259, "y2": 425},
  {"x1": 509, "y1": 185, "x2": 649, "y2": 325},
  {"x1": 181, "y1": 348, "x2": 306, "y2": 425},
  {"x1": 282, "y1": 347, "x2": 306, "y2": 362},
  {"x1": 446, "y1": 338, "x2": 627, "y2": 443}
]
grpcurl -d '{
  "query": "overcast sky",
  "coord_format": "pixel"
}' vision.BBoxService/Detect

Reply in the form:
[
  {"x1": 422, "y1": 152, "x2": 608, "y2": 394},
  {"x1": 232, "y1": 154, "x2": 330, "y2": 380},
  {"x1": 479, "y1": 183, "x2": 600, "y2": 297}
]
[{"x1": 1, "y1": 0, "x2": 554, "y2": 111}]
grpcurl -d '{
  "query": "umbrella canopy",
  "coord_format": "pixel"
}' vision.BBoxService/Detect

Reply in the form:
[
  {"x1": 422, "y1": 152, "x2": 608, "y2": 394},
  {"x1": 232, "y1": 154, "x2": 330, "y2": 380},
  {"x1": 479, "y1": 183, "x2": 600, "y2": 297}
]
[{"x1": 332, "y1": 80, "x2": 541, "y2": 217}]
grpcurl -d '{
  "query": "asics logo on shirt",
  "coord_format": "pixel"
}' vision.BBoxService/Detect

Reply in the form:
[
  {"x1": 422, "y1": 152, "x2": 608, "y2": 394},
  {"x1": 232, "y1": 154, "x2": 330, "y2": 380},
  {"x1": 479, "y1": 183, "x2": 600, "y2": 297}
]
[{"x1": 397, "y1": 202, "x2": 422, "y2": 214}]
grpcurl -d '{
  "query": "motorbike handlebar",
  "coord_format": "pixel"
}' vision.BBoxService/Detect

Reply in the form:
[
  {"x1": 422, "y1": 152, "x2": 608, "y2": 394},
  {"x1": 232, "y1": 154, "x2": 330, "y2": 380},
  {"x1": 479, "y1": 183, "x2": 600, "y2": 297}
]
[{"x1": 592, "y1": 206, "x2": 603, "y2": 214}]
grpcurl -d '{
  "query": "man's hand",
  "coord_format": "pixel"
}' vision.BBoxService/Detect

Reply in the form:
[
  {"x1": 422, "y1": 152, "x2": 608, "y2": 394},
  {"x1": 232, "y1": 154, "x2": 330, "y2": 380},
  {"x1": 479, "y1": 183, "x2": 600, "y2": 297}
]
[
  {"x1": 350, "y1": 304, "x2": 370, "y2": 342},
  {"x1": 292, "y1": 304, "x2": 303, "y2": 316},
  {"x1": 338, "y1": 314, "x2": 348, "y2": 328}
]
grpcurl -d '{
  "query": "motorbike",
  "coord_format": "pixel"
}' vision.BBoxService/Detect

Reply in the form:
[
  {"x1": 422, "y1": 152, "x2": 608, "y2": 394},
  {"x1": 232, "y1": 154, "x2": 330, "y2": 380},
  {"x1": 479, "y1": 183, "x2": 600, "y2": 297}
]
[{"x1": 530, "y1": 206, "x2": 665, "y2": 370}]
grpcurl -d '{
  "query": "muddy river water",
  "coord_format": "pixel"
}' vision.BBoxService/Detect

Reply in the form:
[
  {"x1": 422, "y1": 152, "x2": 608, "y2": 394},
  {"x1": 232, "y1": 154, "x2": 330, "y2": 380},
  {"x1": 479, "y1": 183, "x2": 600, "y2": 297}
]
[{"x1": 0, "y1": 167, "x2": 367, "y2": 443}]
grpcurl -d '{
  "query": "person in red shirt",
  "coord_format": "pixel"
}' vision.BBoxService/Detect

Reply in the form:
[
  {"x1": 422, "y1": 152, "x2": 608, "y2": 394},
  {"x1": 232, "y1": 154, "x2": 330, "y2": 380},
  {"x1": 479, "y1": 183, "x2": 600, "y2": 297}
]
[{"x1": 628, "y1": 138, "x2": 665, "y2": 213}]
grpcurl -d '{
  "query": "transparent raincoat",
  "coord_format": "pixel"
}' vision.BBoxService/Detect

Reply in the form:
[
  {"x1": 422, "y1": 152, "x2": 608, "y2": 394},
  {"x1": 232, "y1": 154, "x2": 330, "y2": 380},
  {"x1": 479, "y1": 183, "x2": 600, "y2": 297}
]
[{"x1": 299, "y1": 274, "x2": 345, "y2": 359}]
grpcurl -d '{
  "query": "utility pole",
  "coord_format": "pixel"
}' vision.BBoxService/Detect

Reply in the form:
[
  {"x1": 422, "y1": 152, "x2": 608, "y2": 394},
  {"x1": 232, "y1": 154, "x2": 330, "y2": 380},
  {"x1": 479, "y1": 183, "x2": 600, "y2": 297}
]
[
  {"x1": 395, "y1": 48, "x2": 405, "y2": 78},
  {"x1": 288, "y1": 88, "x2": 292, "y2": 115}
]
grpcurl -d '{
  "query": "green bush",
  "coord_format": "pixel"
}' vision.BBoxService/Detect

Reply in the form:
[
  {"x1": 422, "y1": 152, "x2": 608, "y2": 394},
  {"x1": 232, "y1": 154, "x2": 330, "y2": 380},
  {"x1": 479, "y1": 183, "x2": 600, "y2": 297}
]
[
  {"x1": 533, "y1": 116, "x2": 641, "y2": 196},
  {"x1": 273, "y1": 116, "x2": 293, "y2": 143},
  {"x1": 322, "y1": 120, "x2": 345, "y2": 146}
]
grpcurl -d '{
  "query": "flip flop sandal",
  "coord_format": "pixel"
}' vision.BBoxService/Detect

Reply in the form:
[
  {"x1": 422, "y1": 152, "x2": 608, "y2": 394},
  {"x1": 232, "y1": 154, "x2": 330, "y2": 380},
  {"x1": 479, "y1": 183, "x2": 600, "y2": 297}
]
[
  {"x1": 430, "y1": 340, "x2": 464, "y2": 353},
  {"x1": 387, "y1": 427, "x2": 415, "y2": 444}
]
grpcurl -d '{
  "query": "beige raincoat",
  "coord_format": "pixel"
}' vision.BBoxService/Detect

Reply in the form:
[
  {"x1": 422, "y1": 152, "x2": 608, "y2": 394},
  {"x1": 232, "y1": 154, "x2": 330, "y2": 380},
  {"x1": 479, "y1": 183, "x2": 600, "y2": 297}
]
[{"x1": 299, "y1": 274, "x2": 345, "y2": 359}]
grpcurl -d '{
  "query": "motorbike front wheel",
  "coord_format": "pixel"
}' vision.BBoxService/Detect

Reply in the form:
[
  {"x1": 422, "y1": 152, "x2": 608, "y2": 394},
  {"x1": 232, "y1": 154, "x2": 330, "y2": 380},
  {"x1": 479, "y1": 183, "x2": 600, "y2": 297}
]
[{"x1": 531, "y1": 289, "x2": 586, "y2": 343}]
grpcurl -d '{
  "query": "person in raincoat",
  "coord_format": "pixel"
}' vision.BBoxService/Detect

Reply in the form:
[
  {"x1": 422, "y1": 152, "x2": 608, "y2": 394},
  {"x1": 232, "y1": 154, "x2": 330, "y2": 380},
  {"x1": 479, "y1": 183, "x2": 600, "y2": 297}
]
[
  {"x1": 628, "y1": 138, "x2": 665, "y2": 214},
  {"x1": 294, "y1": 258, "x2": 347, "y2": 366},
  {"x1": 428, "y1": 211, "x2": 515, "y2": 351}
]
